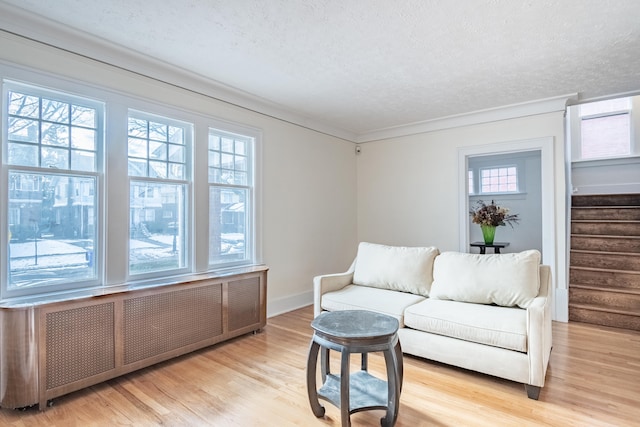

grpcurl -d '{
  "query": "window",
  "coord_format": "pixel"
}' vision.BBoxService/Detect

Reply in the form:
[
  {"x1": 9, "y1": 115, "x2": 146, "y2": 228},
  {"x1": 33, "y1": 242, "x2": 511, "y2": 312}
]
[
  {"x1": 208, "y1": 129, "x2": 253, "y2": 267},
  {"x1": 468, "y1": 170, "x2": 474, "y2": 195},
  {"x1": 2, "y1": 66, "x2": 258, "y2": 300},
  {"x1": 577, "y1": 97, "x2": 632, "y2": 160},
  {"x1": 127, "y1": 111, "x2": 191, "y2": 276},
  {"x1": 480, "y1": 166, "x2": 518, "y2": 194},
  {"x1": 4, "y1": 82, "x2": 102, "y2": 294}
]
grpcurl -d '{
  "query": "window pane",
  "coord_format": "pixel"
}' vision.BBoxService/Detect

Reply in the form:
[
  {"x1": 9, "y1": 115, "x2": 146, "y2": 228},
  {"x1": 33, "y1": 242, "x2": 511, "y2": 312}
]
[
  {"x1": 221, "y1": 137, "x2": 233, "y2": 152},
  {"x1": 129, "y1": 181, "x2": 186, "y2": 274},
  {"x1": 209, "y1": 187, "x2": 248, "y2": 265},
  {"x1": 580, "y1": 114, "x2": 631, "y2": 159},
  {"x1": 149, "y1": 161, "x2": 167, "y2": 178},
  {"x1": 149, "y1": 141, "x2": 167, "y2": 160},
  {"x1": 168, "y1": 126, "x2": 183, "y2": 143},
  {"x1": 168, "y1": 145, "x2": 184, "y2": 162},
  {"x1": 168, "y1": 163, "x2": 184, "y2": 180},
  {"x1": 149, "y1": 121, "x2": 167, "y2": 141},
  {"x1": 128, "y1": 158, "x2": 147, "y2": 176},
  {"x1": 234, "y1": 171, "x2": 247, "y2": 186},
  {"x1": 6, "y1": 89, "x2": 98, "y2": 172},
  {"x1": 42, "y1": 123, "x2": 70, "y2": 147},
  {"x1": 8, "y1": 92, "x2": 39, "y2": 117},
  {"x1": 480, "y1": 166, "x2": 518, "y2": 193},
  {"x1": 41, "y1": 146, "x2": 69, "y2": 169},
  {"x1": 71, "y1": 105, "x2": 96, "y2": 127},
  {"x1": 128, "y1": 114, "x2": 188, "y2": 180},
  {"x1": 8, "y1": 117, "x2": 39, "y2": 143},
  {"x1": 128, "y1": 117, "x2": 148, "y2": 138},
  {"x1": 8, "y1": 172, "x2": 97, "y2": 290},
  {"x1": 71, "y1": 127, "x2": 96, "y2": 150},
  {"x1": 42, "y1": 98, "x2": 69, "y2": 123},
  {"x1": 235, "y1": 155, "x2": 247, "y2": 171},
  {"x1": 128, "y1": 137, "x2": 147, "y2": 158},
  {"x1": 71, "y1": 150, "x2": 95, "y2": 172},
  {"x1": 8, "y1": 143, "x2": 38, "y2": 167}
]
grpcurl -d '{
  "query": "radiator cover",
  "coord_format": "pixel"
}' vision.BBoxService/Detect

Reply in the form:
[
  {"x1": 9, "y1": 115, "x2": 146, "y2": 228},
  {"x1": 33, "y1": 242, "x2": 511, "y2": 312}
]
[{"x1": 0, "y1": 266, "x2": 267, "y2": 410}]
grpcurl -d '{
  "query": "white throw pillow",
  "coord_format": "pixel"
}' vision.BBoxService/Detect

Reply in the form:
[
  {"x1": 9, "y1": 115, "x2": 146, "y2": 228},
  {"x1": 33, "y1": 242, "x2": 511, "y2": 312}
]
[
  {"x1": 352, "y1": 242, "x2": 439, "y2": 296},
  {"x1": 429, "y1": 250, "x2": 541, "y2": 308}
]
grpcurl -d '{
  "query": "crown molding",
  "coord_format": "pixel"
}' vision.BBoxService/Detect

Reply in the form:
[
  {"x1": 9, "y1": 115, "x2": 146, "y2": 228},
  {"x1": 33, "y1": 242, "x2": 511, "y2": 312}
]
[{"x1": 355, "y1": 93, "x2": 578, "y2": 143}]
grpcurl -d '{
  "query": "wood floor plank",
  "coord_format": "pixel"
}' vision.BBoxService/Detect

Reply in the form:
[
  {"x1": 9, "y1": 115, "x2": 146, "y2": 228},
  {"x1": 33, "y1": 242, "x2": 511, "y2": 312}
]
[{"x1": 1, "y1": 305, "x2": 639, "y2": 426}]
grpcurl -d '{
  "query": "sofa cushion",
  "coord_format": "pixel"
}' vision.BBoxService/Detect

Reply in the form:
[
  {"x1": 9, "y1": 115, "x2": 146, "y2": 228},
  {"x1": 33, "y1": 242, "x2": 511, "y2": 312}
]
[
  {"x1": 404, "y1": 299, "x2": 528, "y2": 352},
  {"x1": 429, "y1": 250, "x2": 541, "y2": 308},
  {"x1": 352, "y1": 242, "x2": 439, "y2": 297},
  {"x1": 321, "y1": 284, "x2": 426, "y2": 327}
]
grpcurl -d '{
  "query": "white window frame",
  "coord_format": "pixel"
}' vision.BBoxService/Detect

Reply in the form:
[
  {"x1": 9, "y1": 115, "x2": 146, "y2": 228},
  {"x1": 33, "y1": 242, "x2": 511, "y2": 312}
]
[
  {"x1": 570, "y1": 96, "x2": 637, "y2": 162},
  {"x1": 1, "y1": 79, "x2": 104, "y2": 299},
  {"x1": 478, "y1": 165, "x2": 519, "y2": 194},
  {"x1": 126, "y1": 110, "x2": 192, "y2": 280},
  {"x1": 207, "y1": 126, "x2": 256, "y2": 269},
  {"x1": 0, "y1": 62, "x2": 260, "y2": 301}
]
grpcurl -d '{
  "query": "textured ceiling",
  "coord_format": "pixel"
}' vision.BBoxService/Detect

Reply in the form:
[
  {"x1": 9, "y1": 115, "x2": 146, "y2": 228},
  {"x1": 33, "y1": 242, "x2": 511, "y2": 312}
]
[{"x1": 1, "y1": 0, "x2": 640, "y2": 140}]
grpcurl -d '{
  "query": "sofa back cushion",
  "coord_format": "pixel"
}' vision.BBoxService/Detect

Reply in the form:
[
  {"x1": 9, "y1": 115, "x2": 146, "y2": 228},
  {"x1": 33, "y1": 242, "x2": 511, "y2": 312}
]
[
  {"x1": 429, "y1": 250, "x2": 541, "y2": 308},
  {"x1": 353, "y1": 242, "x2": 439, "y2": 296}
]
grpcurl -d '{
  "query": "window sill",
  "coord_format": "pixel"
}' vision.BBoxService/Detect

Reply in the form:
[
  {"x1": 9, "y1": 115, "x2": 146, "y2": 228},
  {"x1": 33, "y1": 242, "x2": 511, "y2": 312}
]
[
  {"x1": 0, "y1": 264, "x2": 268, "y2": 308},
  {"x1": 572, "y1": 155, "x2": 640, "y2": 168}
]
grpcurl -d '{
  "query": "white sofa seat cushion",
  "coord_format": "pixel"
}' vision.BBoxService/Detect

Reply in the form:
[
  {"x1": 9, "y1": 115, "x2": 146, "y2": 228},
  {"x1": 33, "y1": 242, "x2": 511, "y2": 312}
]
[
  {"x1": 353, "y1": 242, "x2": 439, "y2": 297},
  {"x1": 404, "y1": 299, "x2": 528, "y2": 352},
  {"x1": 321, "y1": 284, "x2": 426, "y2": 327},
  {"x1": 430, "y1": 250, "x2": 541, "y2": 308}
]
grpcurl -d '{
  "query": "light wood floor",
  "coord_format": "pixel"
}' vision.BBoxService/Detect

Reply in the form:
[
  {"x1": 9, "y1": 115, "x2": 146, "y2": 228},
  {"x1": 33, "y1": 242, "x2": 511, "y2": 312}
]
[{"x1": 1, "y1": 306, "x2": 639, "y2": 426}]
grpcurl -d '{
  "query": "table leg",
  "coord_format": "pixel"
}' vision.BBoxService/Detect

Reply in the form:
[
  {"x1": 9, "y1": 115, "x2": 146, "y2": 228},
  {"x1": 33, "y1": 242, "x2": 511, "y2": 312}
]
[
  {"x1": 340, "y1": 350, "x2": 351, "y2": 427},
  {"x1": 480, "y1": 246, "x2": 486, "y2": 254},
  {"x1": 361, "y1": 352, "x2": 368, "y2": 371},
  {"x1": 321, "y1": 346, "x2": 330, "y2": 383},
  {"x1": 494, "y1": 247, "x2": 501, "y2": 254},
  {"x1": 306, "y1": 338, "x2": 325, "y2": 417},
  {"x1": 381, "y1": 343, "x2": 401, "y2": 427},
  {"x1": 395, "y1": 340, "x2": 403, "y2": 393}
]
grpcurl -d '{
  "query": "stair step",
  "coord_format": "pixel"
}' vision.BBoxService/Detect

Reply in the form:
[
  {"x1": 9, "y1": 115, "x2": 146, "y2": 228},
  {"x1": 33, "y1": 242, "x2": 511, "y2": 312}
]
[
  {"x1": 572, "y1": 206, "x2": 640, "y2": 221},
  {"x1": 569, "y1": 286, "x2": 640, "y2": 310},
  {"x1": 570, "y1": 267, "x2": 640, "y2": 290},
  {"x1": 570, "y1": 250, "x2": 640, "y2": 272},
  {"x1": 570, "y1": 283, "x2": 640, "y2": 295},
  {"x1": 571, "y1": 194, "x2": 640, "y2": 207},
  {"x1": 569, "y1": 194, "x2": 640, "y2": 332},
  {"x1": 571, "y1": 221, "x2": 640, "y2": 236},
  {"x1": 569, "y1": 304, "x2": 640, "y2": 331},
  {"x1": 570, "y1": 235, "x2": 640, "y2": 253}
]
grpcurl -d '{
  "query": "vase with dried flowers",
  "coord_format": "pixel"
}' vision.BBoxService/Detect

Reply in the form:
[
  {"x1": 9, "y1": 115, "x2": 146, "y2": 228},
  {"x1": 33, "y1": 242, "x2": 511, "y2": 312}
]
[{"x1": 469, "y1": 200, "x2": 520, "y2": 245}]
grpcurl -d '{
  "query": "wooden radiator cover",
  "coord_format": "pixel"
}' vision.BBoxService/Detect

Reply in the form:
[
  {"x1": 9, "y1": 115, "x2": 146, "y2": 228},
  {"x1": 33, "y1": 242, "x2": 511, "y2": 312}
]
[{"x1": 0, "y1": 266, "x2": 267, "y2": 410}]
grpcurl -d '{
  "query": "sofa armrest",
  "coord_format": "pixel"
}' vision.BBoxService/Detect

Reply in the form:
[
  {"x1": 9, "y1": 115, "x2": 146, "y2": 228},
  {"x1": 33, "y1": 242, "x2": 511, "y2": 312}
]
[
  {"x1": 525, "y1": 265, "x2": 553, "y2": 387},
  {"x1": 313, "y1": 259, "x2": 356, "y2": 317}
]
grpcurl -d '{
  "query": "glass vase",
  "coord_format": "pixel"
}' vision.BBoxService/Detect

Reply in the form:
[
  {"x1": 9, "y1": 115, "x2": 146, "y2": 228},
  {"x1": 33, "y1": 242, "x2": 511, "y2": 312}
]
[{"x1": 481, "y1": 225, "x2": 497, "y2": 245}]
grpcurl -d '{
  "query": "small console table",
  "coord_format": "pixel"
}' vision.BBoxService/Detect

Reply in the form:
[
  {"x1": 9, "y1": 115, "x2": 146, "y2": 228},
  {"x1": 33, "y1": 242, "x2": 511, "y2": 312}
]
[
  {"x1": 306, "y1": 310, "x2": 403, "y2": 427},
  {"x1": 470, "y1": 241, "x2": 510, "y2": 254}
]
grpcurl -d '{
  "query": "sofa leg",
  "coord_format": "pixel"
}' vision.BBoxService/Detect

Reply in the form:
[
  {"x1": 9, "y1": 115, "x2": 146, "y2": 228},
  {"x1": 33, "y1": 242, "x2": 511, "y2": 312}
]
[{"x1": 525, "y1": 384, "x2": 541, "y2": 400}]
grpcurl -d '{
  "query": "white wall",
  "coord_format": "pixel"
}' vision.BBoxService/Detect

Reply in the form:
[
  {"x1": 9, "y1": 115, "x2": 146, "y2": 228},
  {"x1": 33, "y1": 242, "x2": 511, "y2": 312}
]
[
  {"x1": 0, "y1": 32, "x2": 358, "y2": 316},
  {"x1": 357, "y1": 112, "x2": 568, "y2": 320}
]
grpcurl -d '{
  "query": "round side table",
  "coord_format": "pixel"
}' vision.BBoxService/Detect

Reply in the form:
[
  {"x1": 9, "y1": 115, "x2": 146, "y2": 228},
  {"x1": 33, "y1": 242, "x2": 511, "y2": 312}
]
[{"x1": 306, "y1": 310, "x2": 403, "y2": 427}]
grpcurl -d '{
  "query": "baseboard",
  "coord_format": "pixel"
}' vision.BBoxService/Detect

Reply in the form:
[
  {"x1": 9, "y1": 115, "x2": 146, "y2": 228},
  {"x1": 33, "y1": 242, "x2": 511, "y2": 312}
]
[{"x1": 267, "y1": 290, "x2": 313, "y2": 318}]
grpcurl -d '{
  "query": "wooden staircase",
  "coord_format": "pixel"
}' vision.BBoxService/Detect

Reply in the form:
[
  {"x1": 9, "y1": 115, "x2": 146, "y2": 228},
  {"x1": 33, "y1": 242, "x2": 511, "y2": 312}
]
[{"x1": 569, "y1": 194, "x2": 640, "y2": 331}]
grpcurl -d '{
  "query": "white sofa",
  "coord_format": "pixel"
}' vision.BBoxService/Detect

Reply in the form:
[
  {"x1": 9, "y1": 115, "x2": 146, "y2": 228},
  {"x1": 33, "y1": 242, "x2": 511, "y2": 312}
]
[{"x1": 313, "y1": 242, "x2": 553, "y2": 400}]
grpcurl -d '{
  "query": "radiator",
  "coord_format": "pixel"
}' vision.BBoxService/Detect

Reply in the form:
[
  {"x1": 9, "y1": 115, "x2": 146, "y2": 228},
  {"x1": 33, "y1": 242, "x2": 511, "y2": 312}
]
[{"x1": 0, "y1": 267, "x2": 267, "y2": 410}]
